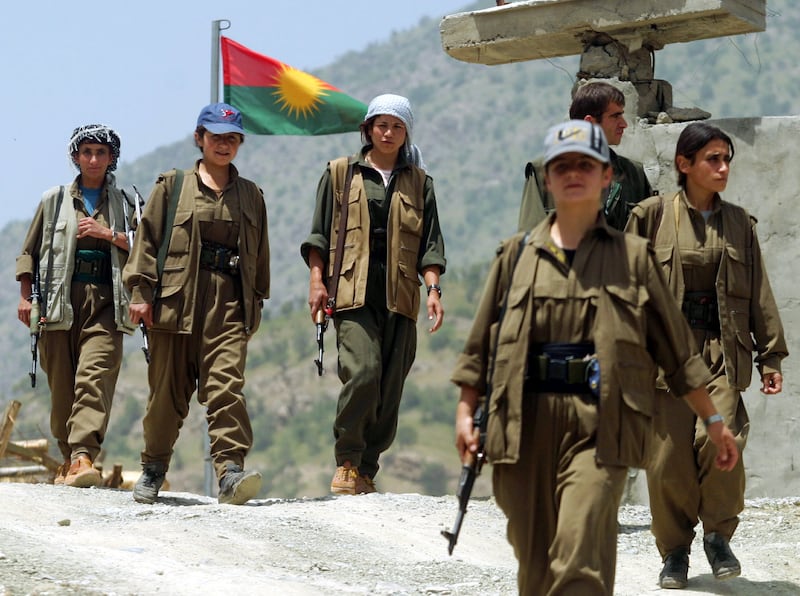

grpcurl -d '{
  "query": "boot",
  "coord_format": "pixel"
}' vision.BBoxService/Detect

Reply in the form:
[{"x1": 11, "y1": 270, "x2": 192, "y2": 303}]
[
  {"x1": 63, "y1": 454, "x2": 102, "y2": 488},
  {"x1": 53, "y1": 459, "x2": 70, "y2": 486},
  {"x1": 703, "y1": 532, "x2": 741, "y2": 580},
  {"x1": 218, "y1": 463, "x2": 262, "y2": 505},
  {"x1": 658, "y1": 547, "x2": 689, "y2": 589},
  {"x1": 330, "y1": 461, "x2": 359, "y2": 495},
  {"x1": 133, "y1": 462, "x2": 167, "y2": 504}
]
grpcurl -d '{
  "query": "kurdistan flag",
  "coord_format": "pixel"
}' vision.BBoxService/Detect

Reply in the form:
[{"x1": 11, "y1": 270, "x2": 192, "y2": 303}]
[{"x1": 220, "y1": 36, "x2": 367, "y2": 135}]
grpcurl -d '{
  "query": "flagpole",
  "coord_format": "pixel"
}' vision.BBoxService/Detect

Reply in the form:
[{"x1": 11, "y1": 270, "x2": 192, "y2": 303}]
[
  {"x1": 210, "y1": 19, "x2": 231, "y2": 102},
  {"x1": 203, "y1": 18, "x2": 232, "y2": 500}
]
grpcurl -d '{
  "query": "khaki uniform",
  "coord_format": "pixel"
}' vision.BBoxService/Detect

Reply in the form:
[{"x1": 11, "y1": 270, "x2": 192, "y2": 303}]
[
  {"x1": 301, "y1": 151, "x2": 446, "y2": 478},
  {"x1": 517, "y1": 150, "x2": 652, "y2": 232},
  {"x1": 123, "y1": 163, "x2": 269, "y2": 479},
  {"x1": 16, "y1": 175, "x2": 133, "y2": 461},
  {"x1": 451, "y1": 215, "x2": 710, "y2": 595},
  {"x1": 626, "y1": 192, "x2": 787, "y2": 557}
]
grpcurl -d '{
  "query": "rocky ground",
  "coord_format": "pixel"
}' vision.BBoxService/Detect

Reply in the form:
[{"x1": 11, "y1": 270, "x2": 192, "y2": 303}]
[{"x1": 0, "y1": 483, "x2": 799, "y2": 595}]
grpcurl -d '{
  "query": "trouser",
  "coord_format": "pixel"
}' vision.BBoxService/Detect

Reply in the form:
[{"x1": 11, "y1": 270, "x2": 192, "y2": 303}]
[
  {"x1": 493, "y1": 393, "x2": 626, "y2": 596},
  {"x1": 333, "y1": 304, "x2": 417, "y2": 479},
  {"x1": 140, "y1": 271, "x2": 253, "y2": 481},
  {"x1": 646, "y1": 378, "x2": 748, "y2": 558},
  {"x1": 40, "y1": 281, "x2": 122, "y2": 462}
]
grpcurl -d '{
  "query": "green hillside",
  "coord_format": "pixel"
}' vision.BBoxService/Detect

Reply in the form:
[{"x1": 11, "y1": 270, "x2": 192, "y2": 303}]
[{"x1": 3, "y1": 1, "x2": 798, "y2": 498}]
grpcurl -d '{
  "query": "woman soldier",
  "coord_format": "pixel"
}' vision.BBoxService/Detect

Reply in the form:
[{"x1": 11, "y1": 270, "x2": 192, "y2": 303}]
[
  {"x1": 16, "y1": 124, "x2": 135, "y2": 487},
  {"x1": 302, "y1": 94, "x2": 446, "y2": 495},
  {"x1": 451, "y1": 120, "x2": 739, "y2": 595},
  {"x1": 124, "y1": 103, "x2": 269, "y2": 505},
  {"x1": 625, "y1": 122, "x2": 787, "y2": 589}
]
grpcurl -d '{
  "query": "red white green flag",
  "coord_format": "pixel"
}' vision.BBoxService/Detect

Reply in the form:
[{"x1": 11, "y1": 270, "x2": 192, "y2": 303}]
[{"x1": 221, "y1": 36, "x2": 367, "y2": 135}]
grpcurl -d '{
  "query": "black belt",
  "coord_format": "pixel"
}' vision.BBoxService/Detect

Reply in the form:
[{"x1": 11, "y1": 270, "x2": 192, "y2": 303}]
[
  {"x1": 682, "y1": 291, "x2": 719, "y2": 331},
  {"x1": 199, "y1": 243, "x2": 239, "y2": 274},
  {"x1": 73, "y1": 250, "x2": 111, "y2": 284},
  {"x1": 525, "y1": 342, "x2": 599, "y2": 396}
]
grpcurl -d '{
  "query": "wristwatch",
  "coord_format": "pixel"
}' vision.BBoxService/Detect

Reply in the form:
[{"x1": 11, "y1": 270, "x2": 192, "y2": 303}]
[
  {"x1": 703, "y1": 413, "x2": 724, "y2": 427},
  {"x1": 426, "y1": 283, "x2": 442, "y2": 297}
]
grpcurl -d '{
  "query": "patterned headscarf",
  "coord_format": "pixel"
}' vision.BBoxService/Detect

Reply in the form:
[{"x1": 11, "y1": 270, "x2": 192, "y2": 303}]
[
  {"x1": 68, "y1": 124, "x2": 121, "y2": 171},
  {"x1": 364, "y1": 94, "x2": 426, "y2": 170}
]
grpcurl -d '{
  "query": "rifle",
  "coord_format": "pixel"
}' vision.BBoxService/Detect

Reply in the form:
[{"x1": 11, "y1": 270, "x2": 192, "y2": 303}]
[
  {"x1": 442, "y1": 232, "x2": 530, "y2": 555},
  {"x1": 124, "y1": 186, "x2": 150, "y2": 363},
  {"x1": 29, "y1": 266, "x2": 42, "y2": 388},
  {"x1": 441, "y1": 403, "x2": 487, "y2": 555},
  {"x1": 313, "y1": 302, "x2": 333, "y2": 376}
]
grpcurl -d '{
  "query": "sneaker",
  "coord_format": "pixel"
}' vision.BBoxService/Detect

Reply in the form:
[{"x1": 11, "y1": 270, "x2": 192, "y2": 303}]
[
  {"x1": 133, "y1": 462, "x2": 167, "y2": 504},
  {"x1": 218, "y1": 464, "x2": 262, "y2": 505},
  {"x1": 53, "y1": 459, "x2": 70, "y2": 486},
  {"x1": 63, "y1": 454, "x2": 102, "y2": 488},
  {"x1": 658, "y1": 547, "x2": 689, "y2": 589},
  {"x1": 330, "y1": 461, "x2": 359, "y2": 495},
  {"x1": 355, "y1": 473, "x2": 377, "y2": 495},
  {"x1": 703, "y1": 532, "x2": 741, "y2": 580}
]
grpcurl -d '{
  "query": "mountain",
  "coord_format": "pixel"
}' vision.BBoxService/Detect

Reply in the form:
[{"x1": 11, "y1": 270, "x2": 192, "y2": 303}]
[{"x1": 3, "y1": 0, "x2": 798, "y2": 498}]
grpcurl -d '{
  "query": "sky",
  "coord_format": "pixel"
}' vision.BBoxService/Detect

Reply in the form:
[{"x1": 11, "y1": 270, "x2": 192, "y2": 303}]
[{"x1": 3, "y1": 0, "x2": 471, "y2": 227}]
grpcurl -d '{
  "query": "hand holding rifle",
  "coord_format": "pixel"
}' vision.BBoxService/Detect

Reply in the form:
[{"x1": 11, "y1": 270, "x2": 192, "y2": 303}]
[
  {"x1": 442, "y1": 387, "x2": 487, "y2": 555},
  {"x1": 314, "y1": 301, "x2": 333, "y2": 376}
]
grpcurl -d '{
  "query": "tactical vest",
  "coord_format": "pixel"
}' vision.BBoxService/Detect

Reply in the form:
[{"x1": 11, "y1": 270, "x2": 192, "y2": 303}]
[
  {"x1": 38, "y1": 178, "x2": 135, "y2": 333},
  {"x1": 327, "y1": 156, "x2": 426, "y2": 320}
]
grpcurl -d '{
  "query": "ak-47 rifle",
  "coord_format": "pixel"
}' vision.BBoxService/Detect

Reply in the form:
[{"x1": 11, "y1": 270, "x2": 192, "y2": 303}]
[
  {"x1": 313, "y1": 162, "x2": 353, "y2": 376},
  {"x1": 314, "y1": 301, "x2": 333, "y2": 376},
  {"x1": 442, "y1": 232, "x2": 530, "y2": 555},
  {"x1": 29, "y1": 265, "x2": 42, "y2": 388},
  {"x1": 441, "y1": 403, "x2": 487, "y2": 555},
  {"x1": 123, "y1": 186, "x2": 150, "y2": 364}
]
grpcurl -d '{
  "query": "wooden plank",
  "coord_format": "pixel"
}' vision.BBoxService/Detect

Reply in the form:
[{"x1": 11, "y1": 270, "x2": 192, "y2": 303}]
[
  {"x1": 0, "y1": 400, "x2": 22, "y2": 459},
  {"x1": 4, "y1": 441, "x2": 61, "y2": 471}
]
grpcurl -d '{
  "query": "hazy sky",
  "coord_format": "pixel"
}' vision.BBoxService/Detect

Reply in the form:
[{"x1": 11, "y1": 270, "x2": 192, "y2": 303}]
[{"x1": 3, "y1": 1, "x2": 471, "y2": 226}]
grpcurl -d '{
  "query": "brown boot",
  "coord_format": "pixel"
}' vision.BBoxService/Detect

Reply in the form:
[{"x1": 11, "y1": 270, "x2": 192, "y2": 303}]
[
  {"x1": 64, "y1": 454, "x2": 102, "y2": 488},
  {"x1": 53, "y1": 459, "x2": 70, "y2": 486},
  {"x1": 330, "y1": 461, "x2": 359, "y2": 495},
  {"x1": 355, "y1": 473, "x2": 377, "y2": 495}
]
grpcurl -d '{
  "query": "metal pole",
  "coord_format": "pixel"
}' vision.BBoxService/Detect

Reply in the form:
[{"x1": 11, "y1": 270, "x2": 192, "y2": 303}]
[
  {"x1": 204, "y1": 18, "x2": 231, "y2": 499},
  {"x1": 210, "y1": 19, "x2": 231, "y2": 103}
]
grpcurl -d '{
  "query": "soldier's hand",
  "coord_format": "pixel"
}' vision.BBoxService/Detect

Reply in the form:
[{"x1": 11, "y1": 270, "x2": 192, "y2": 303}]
[{"x1": 706, "y1": 421, "x2": 739, "y2": 472}]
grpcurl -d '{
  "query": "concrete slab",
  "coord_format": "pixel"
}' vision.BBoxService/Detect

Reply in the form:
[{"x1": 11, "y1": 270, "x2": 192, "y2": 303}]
[{"x1": 441, "y1": 0, "x2": 766, "y2": 65}]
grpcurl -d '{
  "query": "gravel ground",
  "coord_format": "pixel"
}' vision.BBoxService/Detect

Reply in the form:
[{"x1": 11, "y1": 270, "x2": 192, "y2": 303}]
[{"x1": 0, "y1": 483, "x2": 799, "y2": 595}]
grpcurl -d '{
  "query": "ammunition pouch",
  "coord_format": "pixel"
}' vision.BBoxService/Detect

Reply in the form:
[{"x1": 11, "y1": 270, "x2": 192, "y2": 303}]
[
  {"x1": 199, "y1": 243, "x2": 240, "y2": 275},
  {"x1": 525, "y1": 342, "x2": 600, "y2": 397},
  {"x1": 682, "y1": 291, "x2": 719, "y2": 332},
  {"x1": 73, "y1": 250, "x2": 111, "y2": 284}
]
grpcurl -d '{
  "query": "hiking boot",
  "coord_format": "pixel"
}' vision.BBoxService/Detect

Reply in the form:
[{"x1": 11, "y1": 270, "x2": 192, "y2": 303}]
[
  {"x1": 355, "y1": 473, "x2": 377, "y2": 495},
  {"x1": 63, "y1": 454, "x2": 102, "y2": 488},
  {"x1": 218, "y1": 464, "x2": 262, "y2": 505},
  {"x1": 133, "y1": 462, "x2": 167, "y2": 504},
  {"x1": 703, "y1": 532, "x2": 741, "y2": 580},
  {"x1": 53, "y1": 459, "x2": 70, "y2": 486},
  {"x1": 658, "y1": 547, "x2": 689, "y2": 589},
  {"x1": 330, "y1": 461, "x2": 359, "y2": 495}
]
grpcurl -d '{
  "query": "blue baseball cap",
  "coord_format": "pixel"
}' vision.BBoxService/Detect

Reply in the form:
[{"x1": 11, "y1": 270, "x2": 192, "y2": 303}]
[
  {"x1": 197, "y1": 103, "x2": 245, "y2": 135},
  {"x1": 544, "y1": 119, "x2": 610, "y2": 166}
]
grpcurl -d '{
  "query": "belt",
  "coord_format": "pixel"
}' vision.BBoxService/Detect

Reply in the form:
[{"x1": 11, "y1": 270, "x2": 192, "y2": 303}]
[
  {"x1": 525, "y1": 342, "x2": 599, "y2": 396},
  {"x1": 682, "y1": 291, "x2": 719, "y2": 331},
  {"x1": 199, "y1": 243, "x2": 239, "y2": 274},
  {"x1": 73, "y1": 250, "x2": 111, "y2": 284}
]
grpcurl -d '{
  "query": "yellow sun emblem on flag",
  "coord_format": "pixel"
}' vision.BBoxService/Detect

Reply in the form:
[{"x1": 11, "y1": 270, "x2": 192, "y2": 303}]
[{"x1": 273, "y1": 65, "x2": 328, "y2": 119}]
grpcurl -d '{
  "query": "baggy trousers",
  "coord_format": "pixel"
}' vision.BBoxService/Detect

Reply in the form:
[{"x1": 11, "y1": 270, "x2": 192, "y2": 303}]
[
  {"x1": 493, "y1": 393, "x2": 627, "y2": 596},
  {"x1": 140, "y1": 270, "x2": 253, "y2": 480},
  {"x1": 333, "y1": 303, "x2": 417, "y2": 479},
  {"x1": 40, "y1": 281, "x2": 122, "y2": 462},
  {"x1": 646, "y1": 376, "x2": 748, "y2": 558}
]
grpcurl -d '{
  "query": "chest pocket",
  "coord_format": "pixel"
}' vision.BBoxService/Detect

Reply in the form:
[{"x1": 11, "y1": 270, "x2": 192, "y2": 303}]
[{"x1": 723, "y1": 245, "x2": 752, "y2": 299}]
